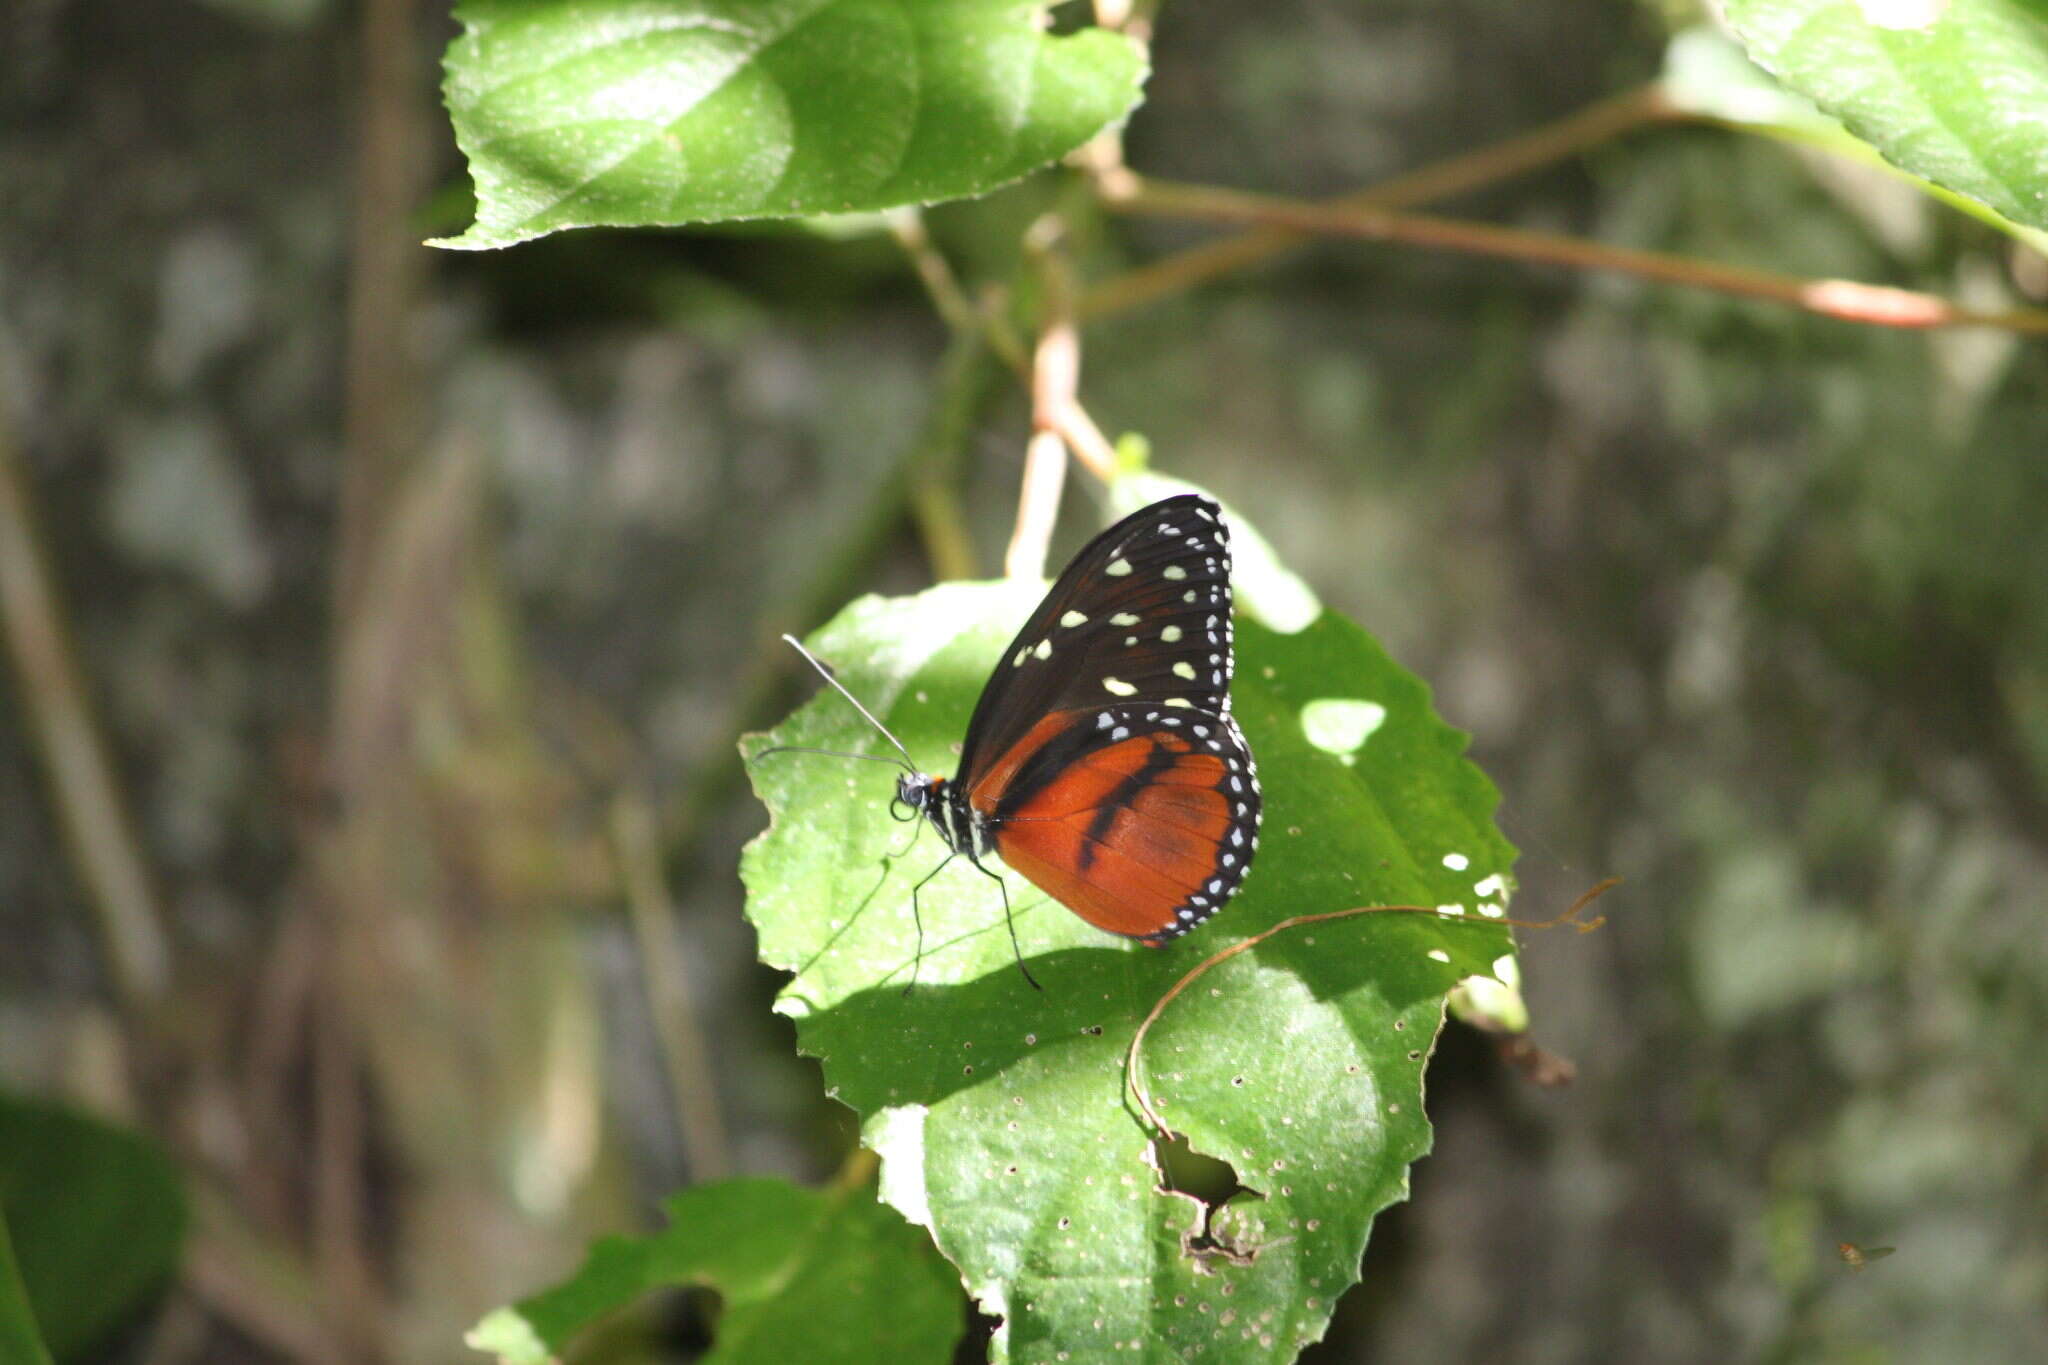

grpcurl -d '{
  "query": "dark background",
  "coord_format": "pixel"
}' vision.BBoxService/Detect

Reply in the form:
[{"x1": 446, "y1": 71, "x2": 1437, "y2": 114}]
[{"x1": 4, "y1": 0, "x2": 2046, "y2": 1361}]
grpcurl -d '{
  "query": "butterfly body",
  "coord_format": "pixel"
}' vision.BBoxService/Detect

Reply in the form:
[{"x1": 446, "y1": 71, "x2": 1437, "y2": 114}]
[{"x1": 884, "y1": 494, "x2": 1263, "y2": 947}]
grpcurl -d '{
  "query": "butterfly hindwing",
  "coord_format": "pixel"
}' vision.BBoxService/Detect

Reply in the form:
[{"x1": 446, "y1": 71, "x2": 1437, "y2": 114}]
[{"x1": 988, "y1": 715, "x2": 1259, "y2": 942}]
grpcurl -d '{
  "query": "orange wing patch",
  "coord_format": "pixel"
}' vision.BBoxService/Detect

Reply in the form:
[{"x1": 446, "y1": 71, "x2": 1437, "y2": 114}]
[{"x1": 990, "y1": 732, "x2": 1236, "y2": 941}]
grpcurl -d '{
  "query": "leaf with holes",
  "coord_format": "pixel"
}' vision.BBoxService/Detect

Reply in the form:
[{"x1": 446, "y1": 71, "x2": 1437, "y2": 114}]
[
  {"x1": 740, "y1": 491, "x2": 1518, "y2": 1363},
  {"x1": 435, "y1": 0, "x2": 1148, "y2": 249},
  {"x1": 467, "y1": 1176, "x2": 962, "y2": 1363},
  {"x1": 1720, "y1": 0, "x2": 2048, "y2": 232},
  {"x1": 0, "y1": 1093, "x2": 186, "y2": 1362}
]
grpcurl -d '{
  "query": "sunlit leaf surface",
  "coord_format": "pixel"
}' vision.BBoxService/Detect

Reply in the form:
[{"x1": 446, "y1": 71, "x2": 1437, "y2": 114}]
[
  {"x1": 1721, "y1": 0, "x2": 2048, "y2": 231},
  {"x1": 437, "y1": 0, "x2": 1147, "y2": 248}
]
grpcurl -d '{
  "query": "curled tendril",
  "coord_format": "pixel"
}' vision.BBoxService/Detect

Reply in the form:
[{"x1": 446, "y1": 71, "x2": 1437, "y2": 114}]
[{"x1": 1124, "y1": 878, "x2": 1620, "y2": 1140}]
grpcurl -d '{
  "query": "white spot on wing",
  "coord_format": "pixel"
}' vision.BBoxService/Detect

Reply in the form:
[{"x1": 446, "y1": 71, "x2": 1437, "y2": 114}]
[
  {"x1": 1173, "y1": 662, "x2": 1197, "y2": 680},
  {"x1": 1161, "y1": 625, "x2": 1183, "y2": 643},
  {"x1": 1060, "y1": 610, "x2": 1088, "y2": 628},
  {"x1": 1163, "y1": 565, "x2": 1188, "y2": 581},
  {"x1": 1102, "y1": 677, "x2": 1137, "y2": 696},
  {"x1": 1033, "y1": 638, "x2": 1052, "y2": 660},
  {"x1": 1106, "y1": 559, "x2": 1133, "y2": 577}
]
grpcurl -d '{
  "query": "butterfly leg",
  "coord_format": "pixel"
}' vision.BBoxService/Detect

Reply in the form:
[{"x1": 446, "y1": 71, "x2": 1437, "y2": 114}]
[
  {"x1": 964, "y1": 852, "x2": 1042, "y2": 992},
  {"x1": 905, "y1": 852, "x2": 956, "y2": 994}
]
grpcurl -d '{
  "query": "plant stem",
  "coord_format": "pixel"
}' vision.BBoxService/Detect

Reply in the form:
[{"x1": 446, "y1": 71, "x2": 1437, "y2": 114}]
[
  {"x1": 889, "y1": 208, "x2": 1030, "y2": 376},
  {"x1": 0, "y1": 400, "x2": 169, "y2": 1010},
  {"x1": 612, "y1": 792, "x2": 734, "y2": 1183},
  {"x1": 334, "y1": 0, "x2": 427, "y2": 622},
  {"x1": 1082, "y1": 84, "x2": 1677, "y2": 320},
  {"x1": 1108, "y1": 177, "x2": 2048, "y2": 335},
  {"x1": 1008, "y1": 219, "x2": 1087, "y2": 581}
]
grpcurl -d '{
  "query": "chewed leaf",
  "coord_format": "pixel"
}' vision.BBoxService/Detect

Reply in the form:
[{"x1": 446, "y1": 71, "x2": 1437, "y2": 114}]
[
  {"x1": 466, "y1": 1177, "x2": 961, "y2": 1364},
  {"x1": 437, "y1": 0, "x2": 1148, "y2": 249},
  {"x1": 740, "y1": 494, "x2": 1516, "y2": 1362}
]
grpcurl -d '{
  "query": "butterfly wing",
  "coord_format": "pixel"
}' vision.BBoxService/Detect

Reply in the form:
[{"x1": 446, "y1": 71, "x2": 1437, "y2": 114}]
[
  {"x1": 988, "y1": 718, "x2": 1258, "y2": 942},
  {"x1": 961, "y1": 494, "x2": 1260, "y2": 942},
  {"x1": 958, "y1": 493, "x2": 1238, "y2": 783}
]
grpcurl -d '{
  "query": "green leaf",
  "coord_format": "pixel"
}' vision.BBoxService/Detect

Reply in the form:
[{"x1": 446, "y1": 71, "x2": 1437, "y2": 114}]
[
  {"x1": 0, "y1": 1213, "x2": 55, "y2": 1365},
  {"x1": 1662, "y1": 25, "x2": 2048, "y2": 251},
  {"x1": 1718, "y1": 1, "x2": 2048, "y2": 232},
  {"x1": 467, "y1": 1176, "x2": 963, "y2": 1363},
  {"x1": 436, "y1": 0, "x2": 1148, "y2": 250},
  {"x1": 0, "y1": 1093, "x2": 186, "y2": 1361},
  {"x1": 740, "y1": 499, "x2": 1517, "y2": 1362}
]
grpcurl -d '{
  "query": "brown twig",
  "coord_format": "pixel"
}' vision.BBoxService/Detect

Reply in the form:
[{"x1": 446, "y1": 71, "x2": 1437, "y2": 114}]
[
  {"x1": 1124, "y1": 879, "x2": 1618, "y2": 1139},
  {"x1": 184, "y1": 1182, "x2": 350, "y2": 1365},
  {"x1": 1006, "y1": 219, "x2": 1081, "y2": 581},
  {"x1": 310, "y1": 963, "x2": 376, "y2": 1356},
  {"x1": 1004, "y1": 216, "x2": 1127, "y2": 579},
  {"x1": 334, "y1": 0, "x2": 427, "y2": 620},
  {"x1": 887, "y1": 209, "x2": 981, "y2": 339},
  {"x1": 0, "y1": 396, "x2": 170, "y2": 1010},
  {"x1": 1082, "y1": 84, "x2": 1677, "y2": 321},
  {"x1": 888, "y1": 208, "x2": 1030, "y2": 376},
  {"x1": 611, "y1": 790, "x2": 733, "y2": 1182},
  {"x1": 1107, "y1": 179, "x2": 2048, "y2": 335}
]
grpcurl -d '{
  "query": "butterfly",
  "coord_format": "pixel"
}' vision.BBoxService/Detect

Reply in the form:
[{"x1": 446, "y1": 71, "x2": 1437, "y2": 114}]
[{"x1": 774, "y1": 493, "x2": 1262, "y2": 978}]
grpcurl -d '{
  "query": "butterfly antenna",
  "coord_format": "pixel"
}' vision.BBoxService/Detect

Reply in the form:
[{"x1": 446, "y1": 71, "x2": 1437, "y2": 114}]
[{"x1": 778, "y1": 634, "x2": 919, "y2": 773}]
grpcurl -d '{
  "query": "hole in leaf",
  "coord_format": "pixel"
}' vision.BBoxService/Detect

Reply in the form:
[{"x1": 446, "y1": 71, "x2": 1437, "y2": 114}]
[
  {"x1": 1151, "y1": 1130, "x2": 1241, "y2": 1208},
  {"x1": 1148, "y1": 1132, "x2": 1287, "y2": 1268}
]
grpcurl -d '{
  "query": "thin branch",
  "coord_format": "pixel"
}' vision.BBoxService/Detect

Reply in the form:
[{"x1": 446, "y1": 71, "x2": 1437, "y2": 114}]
[
  {"x1": 611, "y1": 790, "x2": 733, "y2": 1183},
  {"x1": 1082, "y1": 84, "x2": 1677, "y2": 321},
  {"x1": 1108, "y1": 178, "x2": 2048, "y2": 336},
  {"x1": 887, "y1": 209, "x2": 980, "y2": 337},
  {"x1": 1007, "y1": 430, "x2": 1070, "y2": 582},
  {"x1": 185, "y1": 1182, "x2": 350, "y2": 1365},
  {"x1": 310, "y1": 964, "x2": 378, "y2": 1357},
  {"x1": 888, "y1": 208, "x2": 1030, "y2": 376},
  {"x1": 1007, "y1": 220, "x2": 1082, "y2": 580},
  {"x1": 334, "y1": 0, "x2": 428, "y2": 621},
  {"x1": 906, "y1": 333, "x2": 989, "y2": 581},
  {"x1": 0, "y1": 397, "x2": 170, "y2": 1009}
]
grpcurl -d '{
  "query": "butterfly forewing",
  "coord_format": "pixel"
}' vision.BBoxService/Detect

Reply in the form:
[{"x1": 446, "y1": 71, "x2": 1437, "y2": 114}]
[
  {"x1": 960, "y1": 494, "x2": 1261, "y2": 943},
  {"x1": 958, "y1": 493, "x2": 1238, "y2": 786}
]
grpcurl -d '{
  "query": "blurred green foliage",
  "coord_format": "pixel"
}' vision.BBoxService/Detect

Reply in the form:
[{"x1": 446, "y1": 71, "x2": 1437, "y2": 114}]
[{"x1": 0, "y1": 1096, "x2": 185, "y2": 1362}]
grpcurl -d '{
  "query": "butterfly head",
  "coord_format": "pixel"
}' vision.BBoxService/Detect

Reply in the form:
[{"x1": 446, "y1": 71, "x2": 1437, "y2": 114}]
[
  {"x1": 893, "y1": 771, "x2": 981, "y2": 856},
  {"x1": 890, "y1": 771, "x2": 934, "y2": 819}
]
